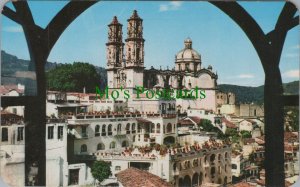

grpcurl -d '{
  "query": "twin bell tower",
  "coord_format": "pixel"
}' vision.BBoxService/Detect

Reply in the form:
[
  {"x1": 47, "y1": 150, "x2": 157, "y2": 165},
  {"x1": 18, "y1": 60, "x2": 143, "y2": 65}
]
[{"x1": 106, "y1": 10, "x2": 145, "y2": 89}]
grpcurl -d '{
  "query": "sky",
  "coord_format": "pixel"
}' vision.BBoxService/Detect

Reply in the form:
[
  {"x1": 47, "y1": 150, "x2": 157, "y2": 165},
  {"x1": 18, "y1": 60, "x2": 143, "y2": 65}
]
[{"x1": 1, "y1": 1, "x2": 299, "y2": 86}]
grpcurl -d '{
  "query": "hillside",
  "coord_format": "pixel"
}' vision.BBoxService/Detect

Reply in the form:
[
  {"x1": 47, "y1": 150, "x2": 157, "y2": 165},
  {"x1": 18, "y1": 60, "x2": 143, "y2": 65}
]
[
  {"x1": 218, "y1": 81, "x2": 299, "y2": 104},
  {"x1": 1, "y1": 50, "x2": 107, "y2": 86}
]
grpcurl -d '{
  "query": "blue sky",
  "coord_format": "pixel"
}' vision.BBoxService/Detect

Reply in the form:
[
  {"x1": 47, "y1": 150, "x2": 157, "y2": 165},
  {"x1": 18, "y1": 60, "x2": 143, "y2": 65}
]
[{"x1": 1, "y1": 1, "x2": 299, "y2": 86}]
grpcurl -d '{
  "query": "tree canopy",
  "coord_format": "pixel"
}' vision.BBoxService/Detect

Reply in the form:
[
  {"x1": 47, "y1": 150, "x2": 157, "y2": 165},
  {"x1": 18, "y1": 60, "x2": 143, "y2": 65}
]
[
  {"x1": 46, "y1": 62, "x2": 101, "y2": 93},
  {"x1": 91, "y1": 160, "x2": 112, "y2": 183}
]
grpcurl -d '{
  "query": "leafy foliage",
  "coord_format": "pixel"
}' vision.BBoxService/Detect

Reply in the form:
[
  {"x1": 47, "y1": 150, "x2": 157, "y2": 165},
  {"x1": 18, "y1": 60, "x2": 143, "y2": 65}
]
[
  {"x1": 47, "y1": 62, "x2": 102, "y2": 93},
  {"x1": 284, "y1": 106, "x2": 299, "y2": 131},
  {"x1": 91, "y1": 160, "x2": 112, "y2": 183},
  {"x1": 240, "y1": 130, "x2": 252, "y2": 139},
  {"x1": 1, "y1": 50, "x2": 107, "y2": 88},
  {"x1": 225, "y1": 128, "x2": 240, "y2": 143}
]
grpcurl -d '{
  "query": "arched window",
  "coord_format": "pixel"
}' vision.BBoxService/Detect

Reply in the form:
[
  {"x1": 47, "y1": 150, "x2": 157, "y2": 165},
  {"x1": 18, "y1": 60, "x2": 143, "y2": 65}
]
[
  {"x1": 138, "y1": 123, "x2": 142, "y2": 133},
  {"x1": 1, "y1": 128, "x2": 8, "y2": 142},
  {"x1": 117, "y1": 123, "x2": 122, "y2": 133},
  {"x1": 225, "y1": 152, "x2": 228, "y2": 159},
  {"x1": 156, "y1": 123, "x2": 161, "y2": 133},
  {"x1": 102, "y1": 125, "x2": 106, "y2": 136},
  {"x1": 166, "y1": 123, "x2": 172, "y2": 133},
  {"x1": 173, "y1": 163, "x2": 177, "y2": 171},
  {"x1": 95, "y1": 125, "x2": 100, "y2": 137},
  {"x1": 132, "y1": 123, "x2": 136, "y2": 133},
  {"x1": 97, "y1": 143, "x2": 105, "y2": 150},
  {"x1": 122, "y1": 140, "x2": 128, "y2": 147},
  {"x1": 210, "y1": 154, "x2": 215, "y2": 162},
  {"x1": 126, "y1": 123, "x2": 130, "y2": 134},
  {"x1": 110, "y1": 141, "x2": 116, "y2": 149},
  {"x1": 211, "y1": 167, "x2": 216, "y2": 177},
  {"x1": 108, "y1": 124, "x2": 112, "y2": 135},
  {"x1": 133, "y1": 135, "x2": 136, "y2": 142},
  {"x1": 81, "y1": 144, "x2": 87, "y2": 153},
  {"x1": 151, "y1": 123, "x2": 155, "y2": 133}
]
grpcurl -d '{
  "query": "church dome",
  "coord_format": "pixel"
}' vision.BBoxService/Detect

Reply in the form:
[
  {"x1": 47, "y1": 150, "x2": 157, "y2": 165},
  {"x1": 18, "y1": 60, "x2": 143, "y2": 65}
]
[{"x1": 175, "y1": 38, "x2": 201, "y2": 63}]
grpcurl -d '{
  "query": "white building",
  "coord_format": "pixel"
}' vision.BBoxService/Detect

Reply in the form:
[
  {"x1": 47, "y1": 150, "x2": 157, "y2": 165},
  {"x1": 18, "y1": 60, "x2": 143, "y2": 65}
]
[{"x1": 0, "y1": 111, "x2": 88, "y2": 187}]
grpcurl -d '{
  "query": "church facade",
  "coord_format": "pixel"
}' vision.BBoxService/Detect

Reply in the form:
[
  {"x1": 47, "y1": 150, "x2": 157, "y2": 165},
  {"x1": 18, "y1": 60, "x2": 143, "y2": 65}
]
[{"x1": 106, "y1": 10, "x2": 219, "y2": 112}]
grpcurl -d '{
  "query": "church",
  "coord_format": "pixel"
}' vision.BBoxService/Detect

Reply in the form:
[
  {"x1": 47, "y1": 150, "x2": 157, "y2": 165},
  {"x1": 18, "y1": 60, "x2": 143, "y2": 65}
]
[{"x1": 106, "y1": 10, "x2": 219, "y2": 112}]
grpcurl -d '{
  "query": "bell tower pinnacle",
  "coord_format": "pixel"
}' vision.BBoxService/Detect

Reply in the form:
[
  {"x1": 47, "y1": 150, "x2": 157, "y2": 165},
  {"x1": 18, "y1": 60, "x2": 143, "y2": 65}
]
[
  {"x1": 125, "y1": 10, "x2": 145, "y2": 67},
  {"x1": 106, "y1": 16, "x2": 124, "y2": 69},
  {"x1": 106, "y1": 16, "x2": 125, "y2": 88}
]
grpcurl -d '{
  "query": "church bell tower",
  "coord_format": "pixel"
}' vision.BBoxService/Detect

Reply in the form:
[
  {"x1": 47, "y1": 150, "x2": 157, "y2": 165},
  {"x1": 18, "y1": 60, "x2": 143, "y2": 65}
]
[
  {"x1": 124, "y1": 10, "x2": 145, "y2": 88},
  {"x1": 106, "y1": 16, "x2": 125, "y2": 88}
]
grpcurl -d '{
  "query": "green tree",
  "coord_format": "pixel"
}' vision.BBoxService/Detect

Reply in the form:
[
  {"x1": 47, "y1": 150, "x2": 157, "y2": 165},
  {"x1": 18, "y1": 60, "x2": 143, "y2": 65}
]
[
  {"x1": 47, "y1": 62, "x2": 101, "y2": 93},
  {"x1": 225, "y1": 128, "x2": 240, "y2": 143},
  {"x1": 284, "y1": 106, "x2": 299, "y2": 131},
  {"x1": 240, "y1": 130, "x2": 252, "y2": 139},
  {"x1": 91, "y1": 160, "x2": 112, "y2": 183},
  {"x1": 199, "y1": 119, "x2": 225, "y2": 139}
]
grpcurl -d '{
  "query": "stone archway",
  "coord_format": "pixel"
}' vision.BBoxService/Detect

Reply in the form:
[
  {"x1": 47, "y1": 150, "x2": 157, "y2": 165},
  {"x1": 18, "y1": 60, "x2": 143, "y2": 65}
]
[
  {"x1": 192, "y1": 173, "x2": 199, "y2": 187},
  {"x1": 182, "y1": 175, "x2": 191, "y2": 187},
  {"x1": 163, "y1": 136, "x2": 175, "y2": 145}
]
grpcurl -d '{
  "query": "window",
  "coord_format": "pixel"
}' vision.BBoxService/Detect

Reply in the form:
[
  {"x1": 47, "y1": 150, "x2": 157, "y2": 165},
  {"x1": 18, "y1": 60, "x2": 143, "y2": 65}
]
[
  {"x1": 58, "y1": 126, "x2": 63, "y2": 139},
  {"x1": 122, "y1": 141, "x2": 128, "y2": 147},
  {"x1": 151, "y1": 123, "x2": 155, "y2": 133},
  {"x1": 108, "y1": 124, "x2": 112, "y2": 135},
  {"x1": 136, "y1": 48, "x2": 140, "y2": 60},
  {"x1": 132, "y1": 123, "x2": 136, "y2": 133},
  {"x1": 81, "y1": 144, "x2": 87, "y2": 152},
  {"x1": 95, "y1": 125, "x2": 100, "y2": 136},
  {"x1": 126, "y1": 123, "x2": 130, "y2": 134},
  {"x1": 232, "y1": 164, "x2": 237, "y2": 169},
  {"x1": 115, "y1": 166, "x2": 121, "y2": 171},
  {"x1": 137, "y1": 123, "x2": 142, "y2": 133},
  {"x1": 102, "y1": 125, "x2": 106, "y2": 136},
  {"x1": 117, "y1": 123, "x2": 122, "y2": 132},
  {"x1": 1, "y1": 128, "x2": 8, "y2": 142},
  {"x1": 166, "y1": 123, "x2": 172, "y2": 133},
  {"x1": 48, "y1": 126, "x2": 54, "y2": 139},
  {"x1": 97, "y1": 143, "x2": 105, "y2": 150},
  {"x1": 17, "y1": 127, "x2": 24, "y2": 141},
  {"x1": 110, "y1": 141, "x2": 116, "y2": 149},
  {"x1": 156, "y1": 123, "x2": 160, "y2": 133},
  {"x1": 81, "y1": 126, "x2": 87, "y2": 137}
]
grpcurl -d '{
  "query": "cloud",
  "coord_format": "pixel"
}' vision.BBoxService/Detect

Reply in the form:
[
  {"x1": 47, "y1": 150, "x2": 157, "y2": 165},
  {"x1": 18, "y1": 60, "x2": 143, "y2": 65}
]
[
  {"x1": 283, "y1": 69, "x2": 299, "y2": 78},
  {"x1": 237, "y1": 74, "x2": 255, "y2": 79},
  {"x1": 3, "y1": 26, "x2": 23, "y2": 33},
  {"x1": 159, "y1": 1, "x2": 183, "y2": 12}
]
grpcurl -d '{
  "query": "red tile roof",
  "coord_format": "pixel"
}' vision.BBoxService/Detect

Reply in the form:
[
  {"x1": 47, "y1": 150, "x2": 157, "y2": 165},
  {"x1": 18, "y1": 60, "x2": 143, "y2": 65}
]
[
  {"x1": 116, "y1": 167, "x2": 172, "y2": 187},
  {"x1": 222, "y1": 118, "x2": 237, "y2": 128},
  {"x1": 188, "y1": 116, "x2": 201, "y2": 124},
  {"x1": 178, "y1": 119, "x2": 194, "y2": 126},
  {"x1": 0, "y1": 85, "x2": 24, "y2": 95}
]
